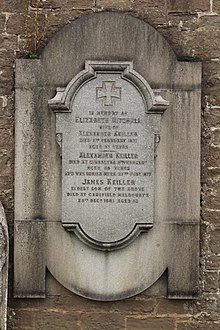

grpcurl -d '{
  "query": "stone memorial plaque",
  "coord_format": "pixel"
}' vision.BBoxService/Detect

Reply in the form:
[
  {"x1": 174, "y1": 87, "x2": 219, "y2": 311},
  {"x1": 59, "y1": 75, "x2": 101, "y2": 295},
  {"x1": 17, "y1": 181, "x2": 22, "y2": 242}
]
[
  {"x1": 49, "y1": 61, "x2": 168, "y2": 250},
  {"x1": 15, "y1": 13, "x2": 201, "y2": 300}
]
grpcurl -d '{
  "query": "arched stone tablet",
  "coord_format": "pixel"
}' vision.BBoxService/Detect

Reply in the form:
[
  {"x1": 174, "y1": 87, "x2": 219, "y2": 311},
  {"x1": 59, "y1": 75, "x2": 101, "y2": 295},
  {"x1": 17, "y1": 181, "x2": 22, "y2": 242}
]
[{"x1": 14, "y1": 12, "x2": 201, "y2": 300}]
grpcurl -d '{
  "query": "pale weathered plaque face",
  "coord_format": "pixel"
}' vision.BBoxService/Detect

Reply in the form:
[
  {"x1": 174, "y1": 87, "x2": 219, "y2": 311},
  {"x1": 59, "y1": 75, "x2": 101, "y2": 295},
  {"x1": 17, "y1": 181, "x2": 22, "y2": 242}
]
[{"x1": 49, "y1": 62, "x2": 167, "y2": 250}]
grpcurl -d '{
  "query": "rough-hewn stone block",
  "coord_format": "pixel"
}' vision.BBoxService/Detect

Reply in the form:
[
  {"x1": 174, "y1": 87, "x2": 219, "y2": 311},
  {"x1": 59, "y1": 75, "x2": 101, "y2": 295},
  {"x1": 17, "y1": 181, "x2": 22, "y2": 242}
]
[
  {"x1": 96, "y1": 0, "x2": 131, "y2": 10},
  {"x1": 213, "y1": 1, "x2": 220, "y2": 14},
  {"x1": 0, "y1": 130, "x2": 14, "y2": 149},
  {"x1": 141, "y1": 9, "x2": 169, "y2": 26},
  {"x1": 6, "y1": 14, "x2": 25, "y2": 35},
  {"x1": 206, "y1": 255, "x2": 220, "y2": 270},
  {"x1": 0, "y1": 66, "x2": 14, "y2": 95},
  {"x1": 177, "y1": 322, "x2": 220, "y2": 330},
  {"x1": 158, "y1": 28, "x2": 220, "y2": 59},
  {"x1": 0, "y1": 188, "x2": 13, "y2": 212},
  {"x1": 35, "y1": 311, "x2": 80, "y2": 330},
  {"x1": 210, "y1": 229, "x2": 220, "y2": 254},
  {"x1": 32, "y1": 0, "x2": 95, "y2": 10},
  {"x1": 193, "y1": 294, "x2": 218, "y2": 315},
  {"x1": 199, "y1": 15, "x2": 220, "y2": 29},
  {"x1": 0, "y1": 0, "x2": 24, "y2": 13},
  {"x1": 81, "y1": 313, "x2": 125, "y2": 330},
  {"x1": 203, "y1": 271, "x2": 219, "y2": 292},
  {"x1": 203, "y1": 145, "x2": 220, "y2": 167},
  {"x1": 168, "y1": 13, "x2": 199, "y2": 31},
  {"x1": 167, "y1": 0, "x2": 210, "y2": 12},
  {"x1": 111, "y1": 296, "x2": 155, "y2": 314},
  {"x1": 203, "y1": 188, "x2": 220, "y2": 209},
  {"x1": 7, "y1": 309, "x2": 34, "y2": 330},
  {"x1": 0, "y1": 14, "x2": 5, "y2": 32},
  {"x1": 127, "y1": 317, "x2": 175, "y2": 330},
  {"x1": 0, "y1": 34, "x2": 17, "y2": 51},
  {"x1": 202, "y1": 209, "x2": 220, "y2": 228},
  {"x1": 212, "y1": 129, "x2": 220, "y2": 145},
  {"x1": 203, "y1": 61, "x2": 220, "y2": 106},
  {"x1": 155, "y1": 298, "x2": 187, "y2": 314},
  {"x1": 204, "y1": 108, "x2": 220, "y2": 129}
]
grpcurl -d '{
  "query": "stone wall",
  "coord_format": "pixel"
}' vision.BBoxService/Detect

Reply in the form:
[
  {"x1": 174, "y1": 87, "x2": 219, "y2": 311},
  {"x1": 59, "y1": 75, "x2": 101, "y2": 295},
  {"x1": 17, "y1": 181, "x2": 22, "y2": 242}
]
[{"x1": 0, "y1": 0, "x2": 220, "y2": 329}]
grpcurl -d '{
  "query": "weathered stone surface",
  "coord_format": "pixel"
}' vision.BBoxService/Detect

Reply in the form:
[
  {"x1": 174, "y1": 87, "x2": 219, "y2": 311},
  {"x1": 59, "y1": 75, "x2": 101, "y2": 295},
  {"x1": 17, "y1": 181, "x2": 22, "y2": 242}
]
[
  {"x1": 0, "y1": 189, "x2": 13, "y2": 213},
  {"x1": 204, "y1": 108, "x2": 220, "y2": 128},
  {"x1": 7, "y1": 309, "x2": 34, "y2": 329},
  {"x1": 202, "y1": 209, "x2": 220, "y2": 228},
  {"x1": 111, "y1": 296, "x2": 155, "y2": 314},
  {"x1": 167, "y1": 0, "x2": 210, "y2": 12},
  {"x1": 168, "y1": 13, "x2": 199, "y2": 31},
  {"x1": 0, "y1": 115, "x2": 13, "y2": 129},
  {"x1": 35, "y1": 311, "x2": 80, "y2": 330},
  {"x1": 199, "y1": 15, "x2": 220, "y2": 29},
  {"x1": 203, "y1": 271, "x2": 219, "y2": 292},
  {"x1": 96, "y1": 0, "x2": 132, "y2": 10},
  {"x1": 42, "y1": 9, "x2": 92, "y2": 43},
  {"x1": 31, "y1": 0, "x2": 94, "y2": 11},
  {"x1": 210, "y1": 229, "x2": 220, "y2": 254},
  {"x1": 6, "y1": 14, "x2": 26, "y2": 35},
  {"x1": 0, "y1": 0, "x2": 217, "y2": 328},
  {"x1": 33, "y1": 0, "x2": 94, "y2": 9},
  {"x1": 15, "y1": 12, "x2": 201, "y2": 302},
  {"x1": 0, "y1": 0, "x2": 24, "y2": 12},
  {"x1": 127, "y1": 317, "x2": 175, "y2": 329},
  {"x1": 177, "y1": 322, "x2": 220, "y2": 330},
  {"x1": 156, "y1": 298, "x2": 187, "y2": 314},
  {"x1": 14, "y1": 221, "x2": 46, "y2": 298},
  {"x1": 131, "y1": 0, "x2": 169, "y2": 26},
  {"x1": 203, "y1": 186, "x2": 220, "y2": 209},
  {"x1": 203, "y1": 61, "x2": 220, "y2": 106},
  {"x1": 206, "y1": 255, "x2": 220, "y2": 270},
  {"x1": 203, "y1": 145, "x2": 220, "y2": 167},
  {"x1": 0, "y1": 49, "x2": 14, "y2": 67},
  {"x1": 0, "y1": 50, "x2": 15, "y2": 96},
  {"x1": 157, "y1": 27, "x2": 220, "y2": 59},
  {"x1": 193, "y1": 294, "x2": 217, "y2": 314},
  {"x1": 0, "y1": 14, "x2": 5, "y2": 32},
  {"x1": 213, "y1": 2, "x2": 220, "y2": 13},
  {"x1": 131, "y1": 0, "x2": 167, "y2": 7},
  {"x1": 81, "y1": 313, "x2": 125, "y2": 330},
  {"x1": 0, "y1": 66, "x2": 14, "y2": 95}
]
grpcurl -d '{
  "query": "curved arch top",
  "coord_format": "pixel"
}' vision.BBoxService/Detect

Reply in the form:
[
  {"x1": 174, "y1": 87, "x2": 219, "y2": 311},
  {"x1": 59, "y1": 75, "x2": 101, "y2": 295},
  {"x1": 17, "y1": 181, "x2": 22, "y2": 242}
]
[
  {"x1": 40, "y1": 12, "x2": 178, "y2": 89},
  {"x1": 48, "y1": 61, "x2": 169, "y2": 113}
]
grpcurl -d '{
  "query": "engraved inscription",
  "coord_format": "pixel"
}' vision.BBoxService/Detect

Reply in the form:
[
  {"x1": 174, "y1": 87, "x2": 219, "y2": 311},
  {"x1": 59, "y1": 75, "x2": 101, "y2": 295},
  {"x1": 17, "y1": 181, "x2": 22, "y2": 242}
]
[
  {"x1": 96, "y1": 81, "x2": 121, "y2": 106},
  {"x1": 48, "y1": 62, "x2": 168, "y2": 250}
]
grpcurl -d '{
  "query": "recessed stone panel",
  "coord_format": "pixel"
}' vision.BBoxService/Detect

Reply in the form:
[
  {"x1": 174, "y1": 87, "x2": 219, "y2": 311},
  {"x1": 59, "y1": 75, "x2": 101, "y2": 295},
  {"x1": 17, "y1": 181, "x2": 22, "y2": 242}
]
[{"x1": 49, "y1": 61, "x2": 168, "y2": 250}]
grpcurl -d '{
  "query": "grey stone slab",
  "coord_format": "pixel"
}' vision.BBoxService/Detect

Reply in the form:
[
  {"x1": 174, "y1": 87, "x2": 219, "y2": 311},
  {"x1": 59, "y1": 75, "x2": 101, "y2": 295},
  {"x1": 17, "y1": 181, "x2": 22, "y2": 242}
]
[
  {"x1": 46, "y1": 221, "x2": 169, "y2": 301},
  {"x1": 14, "y1": 12, "x2": 201, "y2": 300},
  {"x1": 40, "y1": 13, "x2": 177, "y2": 89},
  {"x1": 167, "y1": 223, "x2": 200, "y2": 299},
  {"x1": 0, "y1": 202, "x2": 8, "y2": 330},
  {"x1": 15, "y1": 86, "x2": 61, "y2": 221},
  {"x1": 156, "y1": 88, "x2": 201, "y2": 224},
  {"x1": 48, "y1": 61, "x2": 168, "y2": 250},
  {"x1": 14, "y1": 220, "x2": 46, "y2": 298}
]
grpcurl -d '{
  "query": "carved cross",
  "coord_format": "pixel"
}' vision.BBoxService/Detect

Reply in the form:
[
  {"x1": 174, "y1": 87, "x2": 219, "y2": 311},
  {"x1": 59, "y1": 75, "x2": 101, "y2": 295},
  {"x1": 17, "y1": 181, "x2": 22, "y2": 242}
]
[{"x1": 96, "y1": 81, "x2": 121, "y2": 106}]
